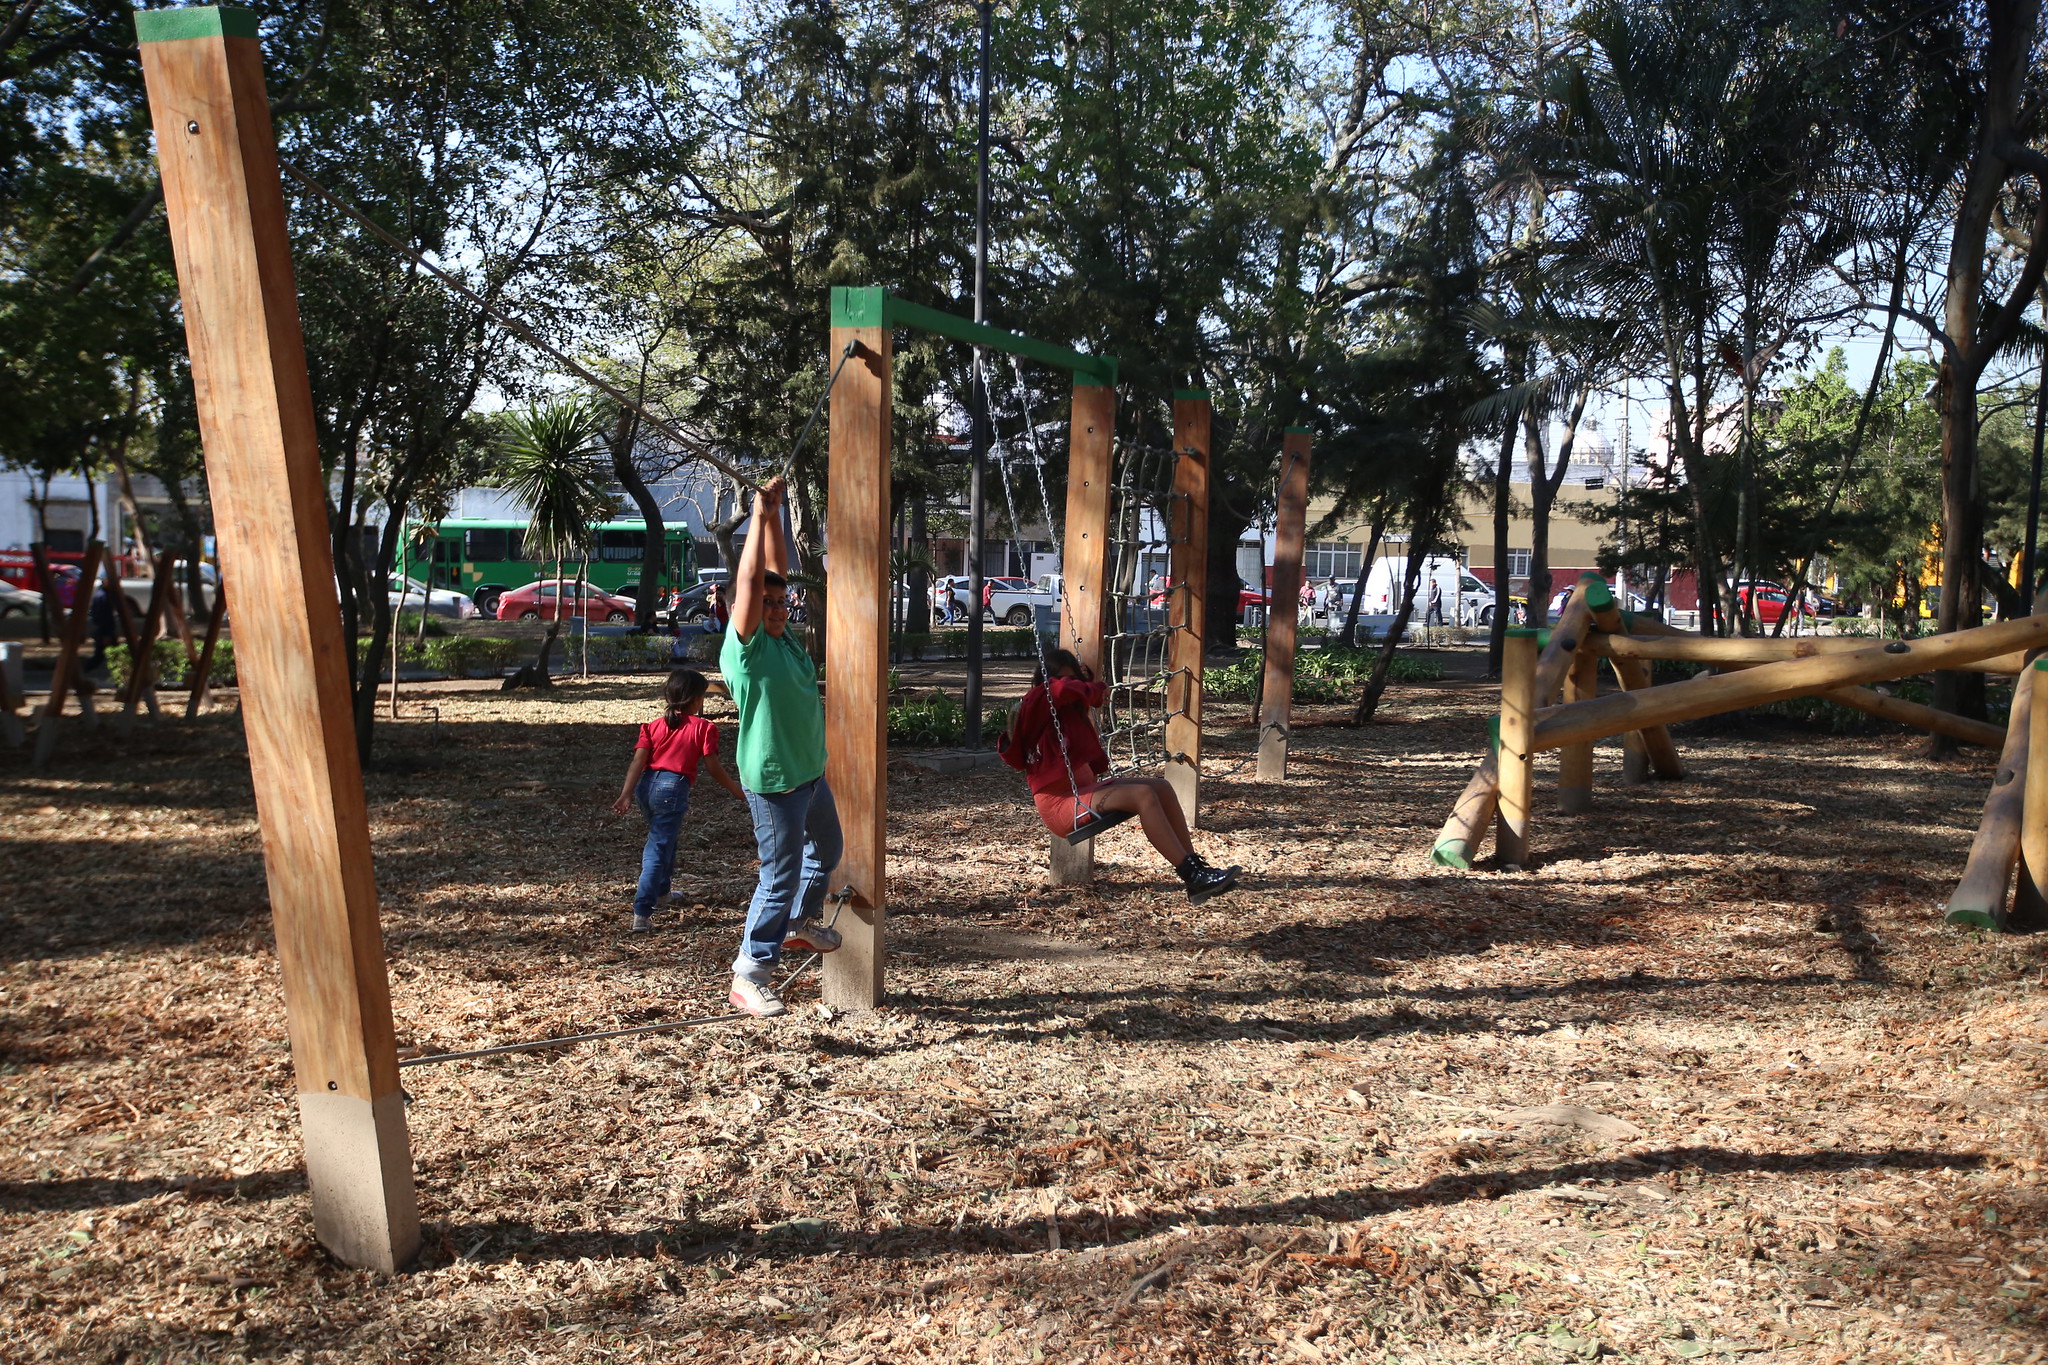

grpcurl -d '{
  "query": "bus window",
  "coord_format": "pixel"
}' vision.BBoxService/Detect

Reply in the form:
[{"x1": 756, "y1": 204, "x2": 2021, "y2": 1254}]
[
  {"x1": 600, "y1": 529, "x2": 645, "y2": 562},
  {"x1": 465, "y1": 528, "x2": 507, "y2": 561}
]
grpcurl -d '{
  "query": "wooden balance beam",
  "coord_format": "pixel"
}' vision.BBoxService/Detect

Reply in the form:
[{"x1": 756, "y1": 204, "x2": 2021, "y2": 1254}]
[
  {"x1": 1947, "y1": 658, "x2": 2040, "y2": 929},
  {"x1": 1590, "y1": 632, "x2": 2025, "y2": 674},
  {"x1": 1527, "y1": 613, "x2": 2048, "y2": 754}
]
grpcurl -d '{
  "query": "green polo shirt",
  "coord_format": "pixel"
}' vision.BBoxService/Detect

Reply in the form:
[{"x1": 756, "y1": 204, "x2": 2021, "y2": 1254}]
[{"x1": 719, "y1": 625, "x2": 826, "y2": 794}]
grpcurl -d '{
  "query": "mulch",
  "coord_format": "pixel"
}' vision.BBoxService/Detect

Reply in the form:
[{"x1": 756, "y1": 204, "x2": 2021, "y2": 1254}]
[{"x1": 3, "y1": 672, "x2": 2045, "y2": 1363}]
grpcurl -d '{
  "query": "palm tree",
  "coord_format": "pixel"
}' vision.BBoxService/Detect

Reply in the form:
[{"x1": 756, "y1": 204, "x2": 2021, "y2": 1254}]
[{"x1": 494, "y1": 399, "x2": 616, "y2": 689}]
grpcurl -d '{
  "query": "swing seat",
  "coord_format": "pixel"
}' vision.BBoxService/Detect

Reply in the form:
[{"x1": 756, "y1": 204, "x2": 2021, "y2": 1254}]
[{"x1": 1056, "y1": 807, "x2": 1136, "y2": 846}]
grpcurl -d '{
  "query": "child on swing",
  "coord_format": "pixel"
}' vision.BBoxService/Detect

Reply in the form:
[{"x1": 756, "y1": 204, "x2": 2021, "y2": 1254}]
[
  {"x1": 612, "y1": 668, "x2": 747, "y2": 931},
  {"x1": 1000, "y1": 648, "x2": 1240, "y2": 904}
]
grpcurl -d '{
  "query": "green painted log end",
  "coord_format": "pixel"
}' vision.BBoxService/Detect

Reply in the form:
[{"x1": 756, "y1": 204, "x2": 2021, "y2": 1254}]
[
  {"x1": 1431, "y1": 840, "x2": 1474, "y2": 870},
  {"x1": 1942, "y1": 904, "x2": 2000, "y2": 931},
  {"x1": 1581, "y1": 578, "x2": 1615, "y2": 611}
]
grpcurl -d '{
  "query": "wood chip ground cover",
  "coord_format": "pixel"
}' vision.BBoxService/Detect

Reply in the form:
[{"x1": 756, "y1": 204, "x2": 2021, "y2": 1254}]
[{"x1": 4, "y1": 669, "x2": 2046, "y2": 1363}]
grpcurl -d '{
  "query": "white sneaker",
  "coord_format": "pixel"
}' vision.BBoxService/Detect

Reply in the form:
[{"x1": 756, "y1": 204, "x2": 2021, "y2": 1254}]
[
  {"x1": 729, "y1": 976, "x2": 785, "y2": 1019},
  {"x1": 783, "y1": 920, "x2": 842, "y2": 953}
]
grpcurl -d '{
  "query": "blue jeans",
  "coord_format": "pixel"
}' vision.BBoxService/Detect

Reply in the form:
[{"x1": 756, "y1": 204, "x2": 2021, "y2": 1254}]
[
  {"x1": 633, "y1": 769, "x2": 693, "y2": 916},
  {"x1": 734, "y1": 777, "x2": 842, "y2": 983}
]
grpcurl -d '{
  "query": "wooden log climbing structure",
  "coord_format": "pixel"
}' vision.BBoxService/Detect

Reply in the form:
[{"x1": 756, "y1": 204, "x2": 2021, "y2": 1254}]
[{"x1": 1433, "y1": 573, "x2": 2048, "y2": 933}]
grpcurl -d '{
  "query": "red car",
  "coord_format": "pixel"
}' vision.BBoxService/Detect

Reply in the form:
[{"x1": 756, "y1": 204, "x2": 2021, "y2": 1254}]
[
  {"x1": 495, "y1": 579, "x2": 637, "y2": 623},
  {"x1": 1736, "y1": 585, "x2": 1814, "y2": 625}
]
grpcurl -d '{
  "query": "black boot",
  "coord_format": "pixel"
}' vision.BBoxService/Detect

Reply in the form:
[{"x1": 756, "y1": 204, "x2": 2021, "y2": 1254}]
[{"x1": 1177, "y1": 854, "x2": 1239, "y2": 906}]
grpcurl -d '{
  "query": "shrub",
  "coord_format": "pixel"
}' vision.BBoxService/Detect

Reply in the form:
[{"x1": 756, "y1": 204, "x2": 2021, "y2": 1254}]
[
  {"x1": 888, "y1": 689, "x2": 963, "y2": 746},
  {"x1": 107, "y1": 639, "x2": 236, "y2": 689},
  {"x1": 1201, "y1": 646, "x2": 1435, "y2": 703}
]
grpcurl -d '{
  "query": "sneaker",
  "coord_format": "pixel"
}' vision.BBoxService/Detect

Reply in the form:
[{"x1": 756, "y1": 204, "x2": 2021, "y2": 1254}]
[
  {"x1": 783, "y1": 919, "x2": 843, "y2": 953},
  {"x1": 630, "y1": 913, "x2": 654, "y2": 932},
  {"x1": 729, "y1": 976, "x2": 786, "y2": 1019},
  {"x1": 1177, "y1": 855, "x2": 1240, "y2": 907}
]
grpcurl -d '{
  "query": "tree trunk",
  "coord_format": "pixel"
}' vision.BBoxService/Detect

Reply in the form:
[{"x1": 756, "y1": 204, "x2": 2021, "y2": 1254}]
[
  {"x1": 1340, "y1": 511, "x2": 1386, "y2": 649},
  {"x1": 1487, "y1": 417, "x2": 1514, "y2": 675},
  {"x1": 352, "y1": 509, "x2": 406, "y2": 760},
  {"x1": 607, "y1": 409, "x2": 665, "y2": 631},
  {"x1": 1528, "y1": 388, "x2": 1588, "y2": 632},
  {"x1": 1353, "y1": 541, "x2": 1428, "y2": 724},
  {"x1": 908, "y1": 489, "x2": 931, "y2": 634},
  {"x1": 505, "y1": 557, "x2": 564, "y2": 691},
  {"x1": 1206, "y1": 491, "x2": 1253, "y2": 658}
]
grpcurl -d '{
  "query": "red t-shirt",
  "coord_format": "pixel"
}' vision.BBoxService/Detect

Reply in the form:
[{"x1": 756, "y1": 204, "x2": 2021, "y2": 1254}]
[{"x1": 636, "y1": 714, "x2": 720, "y2": 779}]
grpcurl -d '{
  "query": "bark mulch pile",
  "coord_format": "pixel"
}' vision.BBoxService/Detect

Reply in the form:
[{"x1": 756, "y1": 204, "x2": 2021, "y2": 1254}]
[{"x1": 5, "y1": 673, "x2": 2047, "y2": 1363}]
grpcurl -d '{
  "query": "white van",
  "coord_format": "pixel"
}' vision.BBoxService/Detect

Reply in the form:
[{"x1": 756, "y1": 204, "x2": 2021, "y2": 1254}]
[{"x1": 1360, "y1": 556, "x2": 1491, "y2": 624}]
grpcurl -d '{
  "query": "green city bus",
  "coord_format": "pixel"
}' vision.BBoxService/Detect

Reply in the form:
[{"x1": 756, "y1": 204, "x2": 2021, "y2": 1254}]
[{"x1": 401, "y1": 517, "x2": 700, "y2": 619}]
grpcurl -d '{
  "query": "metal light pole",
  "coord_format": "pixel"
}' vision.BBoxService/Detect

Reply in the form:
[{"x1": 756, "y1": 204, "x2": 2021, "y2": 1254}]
[{"x1": 963, "y1": 0, "x2": 993, "y2": 746}]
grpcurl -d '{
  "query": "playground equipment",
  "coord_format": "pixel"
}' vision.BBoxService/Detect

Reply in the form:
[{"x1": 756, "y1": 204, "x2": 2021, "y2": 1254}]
[
  {"x1": 136, "y1": 5, "x2": 1148, "y2": 1271},
  {"x1": 1433, "y1": 574, "x2": 2046, "y2": 932},
  {"x1": 1257, "y1": 429, "x2": 1312, "y2": 781}
]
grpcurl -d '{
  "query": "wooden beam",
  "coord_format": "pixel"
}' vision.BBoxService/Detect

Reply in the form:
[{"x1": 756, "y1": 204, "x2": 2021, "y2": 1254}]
[
  {"x1": 1166, "y1": 392, "x2": 1210, "y2": 824},
  {"x1": 1431, "y1": 750, "x2": 1497, "y2": 868},
  {"x1": 1948, "y1": 659, "x2": 2037, "y2": 929},
  {"x1": 32, "y1": 540, "x2": 104, "y2": 766},
  {"x1": 1530, "y1": 613, "x2": 2048, "y2": 754},
  {"x1": 1559, "y1": 646, "x2": 1599, "y2": 814},
  {"x1": 1817, "y1": 684, "x2": 2006, "y2": 748},
  {"x1": 1496, "y1": 628, "x2": 1538, "y2": 867},
  {"x1": 1049, "y1": 381, "x2": 1116, "y2": 887},
  {"x1": 1256, "y1": 429, "x2": 1312, "y2": 782},
  {"x1": 139, "y1": 6, "x2": 417, "y2": 1273},
  {"x1": 1594, "y1": 631, "x2": 2023, "y2": 673},
  {"x1": 187, "y1": 582, "x2": 228, "y2": 718},
  {"x1": 822, "y1": 322, "x2": 891, "y2": 1009}
]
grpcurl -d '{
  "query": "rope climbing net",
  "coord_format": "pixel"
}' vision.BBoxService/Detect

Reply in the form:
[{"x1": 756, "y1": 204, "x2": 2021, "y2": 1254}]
[{"x1": 1100, "y1": 440, "x2": 1191, "y2": 777}]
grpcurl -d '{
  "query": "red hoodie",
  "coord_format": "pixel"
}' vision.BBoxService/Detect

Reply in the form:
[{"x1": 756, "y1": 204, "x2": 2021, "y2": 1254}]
[{"x1": 1001, "y1": 677, "x2": 1110, "y2": 796}]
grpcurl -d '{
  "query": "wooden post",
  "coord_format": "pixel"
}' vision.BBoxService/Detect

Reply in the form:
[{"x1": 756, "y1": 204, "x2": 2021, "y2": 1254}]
[
  {"x1": 1584, "y1": 591, "x2": 1683, "y2": 779},
  {"x1": 1497, "y1": 627, "x2": 1538, "y2": 867},
  {"x1": 1166, "y1": 391, "x2": 1210, "y2": 823},
  {"x1": 2023, "y1": 660, "x2": 2048, "y2": 923},
  {"x1": 187, "y1": 582, "x2": 228, "y2": 718},
  {"x1": 33, "y1": 541, "x2": 105, "y2": 766},
  {"x1": 1257, "y1": 428, "x2": 1312, "y2": 781},
  {"x1": 119, "y1": 549, "x2": 174, "y2": 729},
  {"x1": 1431, "y1": 752, "x2": 1498, "y2": 868},
  {"x1": 1559, "y1": 646, "x2": 1599, "y2": 814},
  {"x1": 1049, "y1": 379, "x2": 1116, "y2": 886},
  {"x1": 822, "y1": 288, "x2": 892, "y2": 1010},
  {"x1": 1948, "y1": 657, "x2": 2038, "y2": 928},
  {"x1": 139, "y1": 6, "x2": 418, "y2": 1273}
]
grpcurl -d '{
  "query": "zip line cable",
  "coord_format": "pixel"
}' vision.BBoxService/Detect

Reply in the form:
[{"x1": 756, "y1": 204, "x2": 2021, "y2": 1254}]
[{"x1": 281, "y1": 162, "x2": 851, "y2": 494}]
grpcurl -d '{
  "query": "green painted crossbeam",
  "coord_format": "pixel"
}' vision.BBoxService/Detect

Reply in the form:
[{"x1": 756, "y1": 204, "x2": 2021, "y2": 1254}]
[{"x1": 830, "y1": 286, "x2": 1117, "y2": 387}]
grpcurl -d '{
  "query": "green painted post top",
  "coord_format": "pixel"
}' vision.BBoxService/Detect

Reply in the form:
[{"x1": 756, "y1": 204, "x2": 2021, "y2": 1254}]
[
  {"x1": 1283, "y1": 425, "x2": 1314, "y2": 435},
  {"x1": 1505, "y1": 627, "x2": 1539, "y2": 639},
  {"x1": 136, "y1": 6, "x2": 259, "y2": 41},
  {"x1": 1173, "y1": 388, "x2": 1210, "y2": 403},
  {"x1": 1581, "y1": 579, "x2": 1615, "y2": 610},
  {"x1": 829, "y1": 286, "x2": 1117, "y2": 387},
  {"x1": 1534, "y1": 628, "x2": 1552, "y2": 650},
  {"x1": 2034, "y1": 658, "x2": 2048, "y2": 673}
]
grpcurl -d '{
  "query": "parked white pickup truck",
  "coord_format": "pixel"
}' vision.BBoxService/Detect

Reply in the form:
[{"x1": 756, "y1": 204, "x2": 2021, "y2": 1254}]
[{"x1": 121, "y1": 561, "x2": 220, "y2": 618}]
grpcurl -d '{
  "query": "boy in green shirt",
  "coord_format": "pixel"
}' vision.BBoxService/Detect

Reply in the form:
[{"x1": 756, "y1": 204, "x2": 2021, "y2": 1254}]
[{"x1": 720, "y1": 476, "x2": 842, "y2": 1018}]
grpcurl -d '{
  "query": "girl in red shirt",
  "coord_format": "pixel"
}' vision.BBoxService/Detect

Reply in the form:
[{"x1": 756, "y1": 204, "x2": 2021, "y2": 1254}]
[
  {"x1": 1001, "y1": 649, "x2": 1239, "y2": 904},
  {"x1": 612, "y1": 669, "x2": 746, "y2": 930}
]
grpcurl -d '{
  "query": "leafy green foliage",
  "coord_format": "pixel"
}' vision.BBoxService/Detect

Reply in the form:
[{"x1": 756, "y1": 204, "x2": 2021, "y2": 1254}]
[
  {"x1": 1203, "y1": 647, "x2": 1442, "y2": 704},
  {"x1": 888, "y1": 690, "x2": 964, "y2": 747}
]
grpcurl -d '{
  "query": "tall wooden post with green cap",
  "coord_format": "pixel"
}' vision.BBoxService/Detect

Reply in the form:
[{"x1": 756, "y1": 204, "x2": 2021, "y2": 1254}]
[
  {"x1": 1048, "y1": 376, "x2": 1117, "y2": 886},
  {"x1": 136, "y1": 6, "x2": 418, "y2": 1271},
  {"x1": 824, "y1": 287, "x2": 893, "y2": 1010},
  {"x1": 1257, "y1": 428, "x2": 1312, "y2": 782},
  {"x1": 1167, "y1": 391, "x2": 1211, "y2": 823}
]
